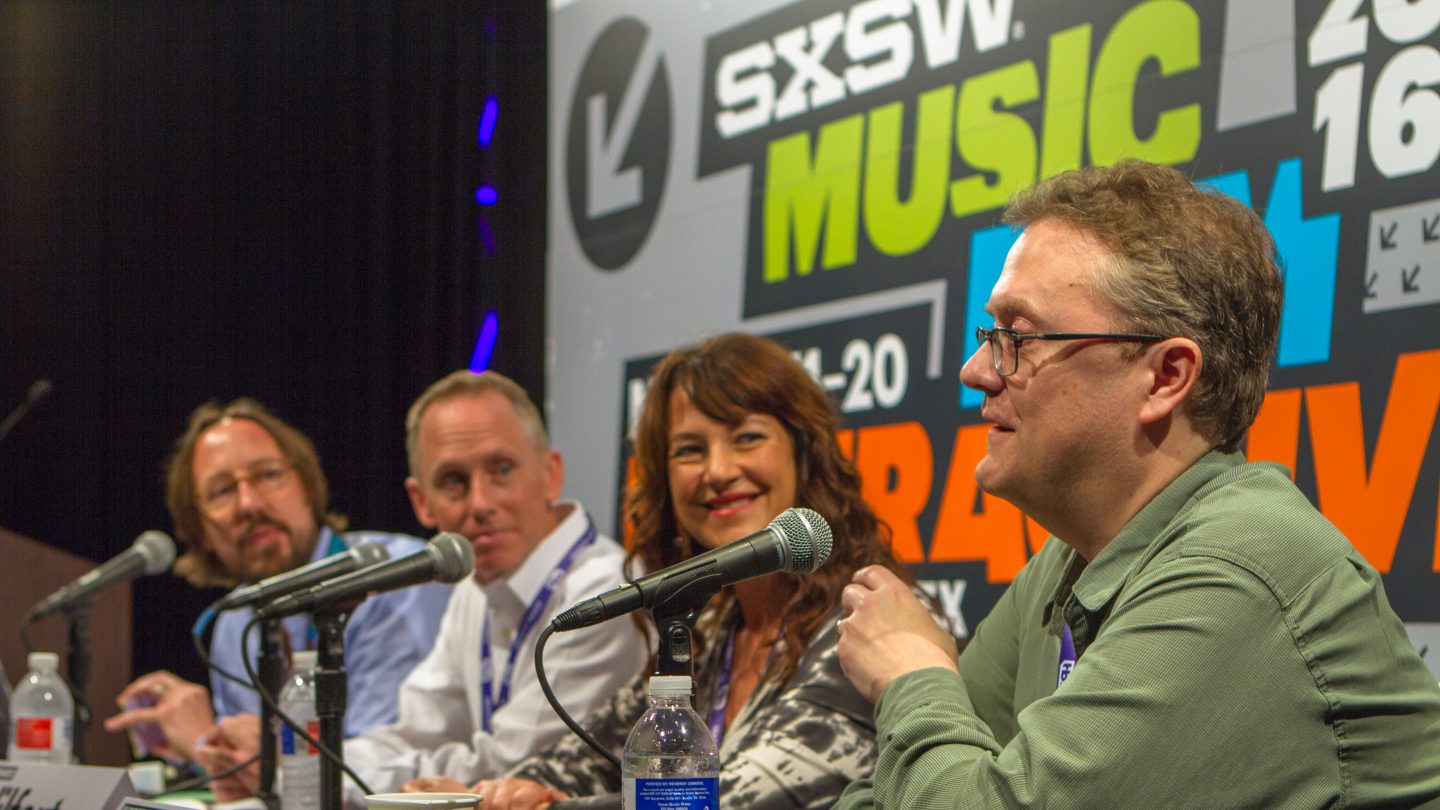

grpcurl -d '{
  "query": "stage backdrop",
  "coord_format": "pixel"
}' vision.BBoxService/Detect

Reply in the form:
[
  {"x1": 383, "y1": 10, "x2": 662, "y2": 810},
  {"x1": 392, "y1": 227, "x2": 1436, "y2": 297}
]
[{"x1": 547, "y1": 0, "x2": 1440, "y2": 674}]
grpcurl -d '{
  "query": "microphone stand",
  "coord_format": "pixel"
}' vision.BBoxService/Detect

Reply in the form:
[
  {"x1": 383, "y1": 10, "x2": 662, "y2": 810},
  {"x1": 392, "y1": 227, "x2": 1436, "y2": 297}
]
[
  {"x1": 647, "y1": 570, "x2": 722, "y2": 678},
  {"x1": 63, "y1": 602, "x2": 93, "y2": 763},
  {"x1": 314, "y1": 607, "x2": 350, "y2": 810},
  {"x1": 257, "y1": 619, "x2": 286, "y2": 810}
]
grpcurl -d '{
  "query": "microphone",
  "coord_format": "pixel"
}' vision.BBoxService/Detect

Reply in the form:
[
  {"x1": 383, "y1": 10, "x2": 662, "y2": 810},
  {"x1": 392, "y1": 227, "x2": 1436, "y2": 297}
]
[
  {"x1": 257, "y1": 532, "x2": 473, "y2": 619},
  {"x1": 29, "y1": 530, "x2": 176, "y2": 619},
  {"x1": 215, "y1": 540, "x2": 389, "y2": 612},
  {"x1": 552, "y1": 507, "x2": 832, "y2": 632},
  {"x1": 0, "y1": 378, "x2": 53, "y2": 445}
]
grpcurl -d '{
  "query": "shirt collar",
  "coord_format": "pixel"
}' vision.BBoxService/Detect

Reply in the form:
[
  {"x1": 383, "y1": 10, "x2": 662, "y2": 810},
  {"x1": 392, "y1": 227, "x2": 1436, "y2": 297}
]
[
  {"x1": 1069, "y1": 448, "x2": 1247, "y2": 614},
  {"x1": 480, "y1": 499, "x2": 589, "y2": 608},
  {"x1": 309, "y1": 525, "x2": 344, "y2": 563}
]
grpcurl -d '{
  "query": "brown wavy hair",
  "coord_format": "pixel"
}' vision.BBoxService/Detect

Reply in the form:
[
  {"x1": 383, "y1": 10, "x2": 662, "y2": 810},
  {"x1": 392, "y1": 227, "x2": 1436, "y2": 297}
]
[
  {"x1": 628, "y1": 332, "x2": 915, "y2": 686},
  {"x1": 166, "y1": 398, "x2": 347, "y2": 588}
]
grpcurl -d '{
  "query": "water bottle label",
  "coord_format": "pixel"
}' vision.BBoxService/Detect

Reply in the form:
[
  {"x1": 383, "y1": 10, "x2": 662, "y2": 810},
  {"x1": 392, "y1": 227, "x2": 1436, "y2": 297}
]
[
  {"x1": 279, "y1": 719, "x2": 321, "y2": 755},
  {"x1": 14, "y1": 717, "x2": 54, "y2": 750},
  {"x1": 631, "y1": 777, "x2": 719, "y2": 810}
]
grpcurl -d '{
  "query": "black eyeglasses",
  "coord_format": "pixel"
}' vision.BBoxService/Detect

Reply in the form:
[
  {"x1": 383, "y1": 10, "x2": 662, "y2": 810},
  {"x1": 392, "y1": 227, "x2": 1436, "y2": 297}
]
[{"x1": 976, "y1": 326, "x2": 1167, "y2": 377}]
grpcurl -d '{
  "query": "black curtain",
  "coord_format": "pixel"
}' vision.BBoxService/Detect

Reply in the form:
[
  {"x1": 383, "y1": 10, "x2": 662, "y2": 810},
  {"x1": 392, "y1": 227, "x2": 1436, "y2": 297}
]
[{"x1": 0, "y1": 1, "x2": 546, "y2": 684}]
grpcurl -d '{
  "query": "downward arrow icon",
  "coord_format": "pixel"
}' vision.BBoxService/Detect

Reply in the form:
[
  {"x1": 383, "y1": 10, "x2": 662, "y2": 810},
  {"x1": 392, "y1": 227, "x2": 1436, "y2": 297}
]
[
  {"x1": 1423, "y1": 214, "x2": 1440, "y2": 243},
  {"x1": 586, "y1": 37, "x2": 661, "y2": 220},
  {"x1": 1365, "y1": 272, "x2": 1378, "y2": 299},
  {"x1": 1402, "y1": 265, "x2": 1421, "y2": 293},
  {"x1": 1379, "y1": 222, "x2": 1398, "y2": 249}
]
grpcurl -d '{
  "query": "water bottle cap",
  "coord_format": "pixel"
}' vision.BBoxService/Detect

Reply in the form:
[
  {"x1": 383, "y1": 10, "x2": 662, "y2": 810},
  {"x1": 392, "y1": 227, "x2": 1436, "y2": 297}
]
[
  {"x1": 27, "y1": 652, "x2": 59, "y2": 672},
  {"x1": 647, "y1": 675, "x2": 692, "y2": 696},
  {"x1": 291, "y1": 650, "x2": 318, "y2": 672}
]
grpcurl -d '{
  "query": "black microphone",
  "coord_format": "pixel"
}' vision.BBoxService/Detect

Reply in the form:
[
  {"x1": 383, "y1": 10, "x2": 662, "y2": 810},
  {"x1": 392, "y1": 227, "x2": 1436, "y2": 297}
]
[
  {"x1": 29, "y1": 530, "x2": 176, "y2": 619},
  {"x1": 0, "y1": 378, "x2": 53, "y2": 446},
  {"x1": 257, "y1": 532, "x2": 473, "y2": 619},
  {"x1": 215, "y1": 540, "x2": 389, "y2": 612},
  {"x1": 552, "y1": 507, "x2": 833, "y2": 632}
]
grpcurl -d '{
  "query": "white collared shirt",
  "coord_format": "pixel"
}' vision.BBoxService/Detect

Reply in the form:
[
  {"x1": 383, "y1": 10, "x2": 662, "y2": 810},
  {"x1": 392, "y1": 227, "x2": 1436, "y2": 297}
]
[{"x1": 342, "y1": 501, "x2": 648, "y2": 805}]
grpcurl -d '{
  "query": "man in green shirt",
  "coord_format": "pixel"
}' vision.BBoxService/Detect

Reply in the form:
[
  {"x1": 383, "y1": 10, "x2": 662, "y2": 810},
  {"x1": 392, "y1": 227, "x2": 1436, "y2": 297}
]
[{"x1": 835, "y1": 161, "x2": 1440, "y2": 808}]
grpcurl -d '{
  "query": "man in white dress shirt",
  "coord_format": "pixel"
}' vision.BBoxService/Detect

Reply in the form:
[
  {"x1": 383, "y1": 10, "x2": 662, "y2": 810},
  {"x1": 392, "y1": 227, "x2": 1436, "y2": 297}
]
[{"x1": 197, "y1": 370, "x2": 647, "y2": 806}]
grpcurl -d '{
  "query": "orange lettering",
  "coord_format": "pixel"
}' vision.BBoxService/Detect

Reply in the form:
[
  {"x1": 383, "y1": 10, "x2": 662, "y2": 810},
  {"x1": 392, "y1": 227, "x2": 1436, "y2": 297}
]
[
  {"x1": 853, "y1": 422, "x2": 932, "y2": 563},
  {"x1": 1305, "y1": 350, "x2": 1440, "y2": 572},
  {"x1": 1245, "y1": 388, "x2": 1302, "y2": 476},
  {"x1": 931, "y1": 424, "x2": 1029, "y2": 582},
  {"x1": 1024, "y1": 514, "x2": 1051, "y2": 556},
  {"x1": 620, "y1": 454, "x2": 638, "y2": 550}
]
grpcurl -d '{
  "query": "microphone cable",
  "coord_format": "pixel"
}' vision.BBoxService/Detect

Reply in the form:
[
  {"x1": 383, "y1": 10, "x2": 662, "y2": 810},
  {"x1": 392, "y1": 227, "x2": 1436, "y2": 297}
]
[
  {"x1": 163, "y1": 752, "x2": 263, "y2": 793},
  {"x1": 535, "y1": 623, "x2": 622, "y2": 770},
  {"x1": 240, "y1": 615, "x2": 374, "y2": 797},
  {"x1": 192, "y1": 601, "x2": 255, "y2": 692}
]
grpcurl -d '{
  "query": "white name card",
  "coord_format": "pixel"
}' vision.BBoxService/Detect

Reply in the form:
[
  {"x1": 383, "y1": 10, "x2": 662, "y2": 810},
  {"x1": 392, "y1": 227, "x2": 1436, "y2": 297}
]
[{"x1": 0, "y1": 760, "x2": 136, "y2": 810}]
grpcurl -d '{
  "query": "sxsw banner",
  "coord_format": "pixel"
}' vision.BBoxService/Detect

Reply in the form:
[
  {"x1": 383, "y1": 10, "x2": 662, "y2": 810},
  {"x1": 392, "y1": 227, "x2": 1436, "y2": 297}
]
[{"x1": 547, "y1": 0, "x2": 1440, "y2": 671}]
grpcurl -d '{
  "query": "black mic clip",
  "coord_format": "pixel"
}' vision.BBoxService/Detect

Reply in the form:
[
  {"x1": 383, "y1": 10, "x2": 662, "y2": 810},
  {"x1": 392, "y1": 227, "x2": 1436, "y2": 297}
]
[{"x1": 649, "y1": 567, "x2": 725, "y2": 678}]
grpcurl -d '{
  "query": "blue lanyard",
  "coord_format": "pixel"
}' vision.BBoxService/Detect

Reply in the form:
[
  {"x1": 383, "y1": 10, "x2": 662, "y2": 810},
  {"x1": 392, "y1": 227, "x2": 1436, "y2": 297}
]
[
  {"x1": 296, "y1": 532, "x2": 351, "y2": 654},
  {"x1": 1057, "y1": 625, "x2": 1076, "y2": 687},
  {"x1": 480, "y1": 521, "x2": 597, "y2": 732}
]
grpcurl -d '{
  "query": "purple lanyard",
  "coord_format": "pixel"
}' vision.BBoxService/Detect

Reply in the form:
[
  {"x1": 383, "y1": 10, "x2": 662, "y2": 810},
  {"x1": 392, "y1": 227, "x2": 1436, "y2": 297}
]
[
  {"x1": 707, "y1": 623, "x2": 778, "y2": 748},
  {"x1": 1057, "y1": 625, "x2": 1076, "y2": 687},
  {"x1": 707, "y1": 631, "x2": 738, "y2": 747},
  {"x1": 480, "y1": 521, "x2": 597, "y2": 732}
]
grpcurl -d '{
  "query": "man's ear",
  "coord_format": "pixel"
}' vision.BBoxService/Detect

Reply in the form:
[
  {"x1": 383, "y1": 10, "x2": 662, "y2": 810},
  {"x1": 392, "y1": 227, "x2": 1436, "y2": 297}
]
[
  {"x1": 405, "y1": 476, "x2": 439, "y2": 529},
  {"x1": 544, "y1": 449, "x2": 565, "y2": 503},
  {"x1": 1139, "y1": 338, "x2": 1202, "y2": 427}
]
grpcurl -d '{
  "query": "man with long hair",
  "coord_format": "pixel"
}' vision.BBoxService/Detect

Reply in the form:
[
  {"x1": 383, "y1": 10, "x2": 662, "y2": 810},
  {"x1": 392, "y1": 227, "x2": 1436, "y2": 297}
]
[{"x1": 104, "y1": 399, "x2": 451, "y2": 765}]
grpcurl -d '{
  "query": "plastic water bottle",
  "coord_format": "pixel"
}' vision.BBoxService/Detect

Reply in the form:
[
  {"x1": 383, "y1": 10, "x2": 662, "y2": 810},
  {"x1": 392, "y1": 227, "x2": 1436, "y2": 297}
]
[
  {"x1": 278, "y1": 650, "x2": 320, "y2": 810},
  {"x1": 8, "y1": 652, "x2": 74, "y2": 764},
  {"x1": 622, "y1": 675, "x2": 719, "y2": 810}
]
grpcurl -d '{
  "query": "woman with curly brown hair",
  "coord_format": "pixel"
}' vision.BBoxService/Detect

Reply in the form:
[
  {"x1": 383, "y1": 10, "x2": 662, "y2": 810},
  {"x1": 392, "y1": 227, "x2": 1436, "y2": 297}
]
[{"x1": 454, "y1": 332, "x2": 941, "y2": 809}]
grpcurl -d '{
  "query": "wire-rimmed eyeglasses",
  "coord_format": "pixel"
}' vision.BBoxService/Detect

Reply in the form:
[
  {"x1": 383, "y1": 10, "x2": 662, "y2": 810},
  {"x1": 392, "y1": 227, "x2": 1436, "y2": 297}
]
[
  {"x1": 199, "y1": 458, "x2": 295, "y2": 516},
  {"x1": 976, "y1": 326, "x2": 1167, "y2": 377}
]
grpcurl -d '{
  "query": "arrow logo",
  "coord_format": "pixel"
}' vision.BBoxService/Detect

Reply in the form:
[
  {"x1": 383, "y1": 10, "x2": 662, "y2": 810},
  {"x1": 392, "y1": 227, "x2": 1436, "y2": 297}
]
[
  {"x1": 1379, "y1": 222, "x2": 1398, "y2": 249},
  {"x1": 1403, "y1": 265, "x2": 1421, "y2": 293},
  {"x1": 1365, "y1": 272, "x2": 1378, "y2": 299},
  {"x1": 1423, "y1": 214, "x2": 1440, "y2": 243},
  {"x1": 586, "y1": 37, "x2": 660, "y2": 219},
  {"x1": 565, "y1": 17, "x2": 672, "y2": 271}
]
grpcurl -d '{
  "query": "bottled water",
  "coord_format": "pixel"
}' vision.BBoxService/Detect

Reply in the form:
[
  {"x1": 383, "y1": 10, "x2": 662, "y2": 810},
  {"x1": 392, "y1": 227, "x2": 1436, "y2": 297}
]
[
  {"x1": 8, "y1": 652, "x2": 74, "y2": 764},
  {"x1": 622, "y1": 675, "x2": 719, "y2": 810},
  {"x1": 278, "y1": 650, "x2": 320, "y2": 810}
]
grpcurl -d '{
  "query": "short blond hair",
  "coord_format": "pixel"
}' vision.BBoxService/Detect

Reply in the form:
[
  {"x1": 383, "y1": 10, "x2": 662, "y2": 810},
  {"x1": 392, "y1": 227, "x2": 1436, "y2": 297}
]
[{"x1": 405, "y1": 370, "x2": 549, "y2": 476}]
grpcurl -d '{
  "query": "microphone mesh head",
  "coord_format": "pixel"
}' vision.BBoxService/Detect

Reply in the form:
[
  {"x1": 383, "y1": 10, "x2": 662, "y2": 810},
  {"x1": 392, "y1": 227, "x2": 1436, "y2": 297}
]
[
  {"x1": 350, "y1": 540, "x2": 390, "y2": 567},
  {"x1": 135, "y1": 531, "x2": 177, "y2": 574},
  {"x1": 428, "y1": 532, "x2": 476, "y2": 583},
  {"x1": 769, "y1": 508, "x2": 833, "y2": 574}
]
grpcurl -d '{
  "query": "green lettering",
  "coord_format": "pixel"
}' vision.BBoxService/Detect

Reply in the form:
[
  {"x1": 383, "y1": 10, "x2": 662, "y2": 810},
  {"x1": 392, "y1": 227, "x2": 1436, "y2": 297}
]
[
  {"x1": 1041, "y1": 24, "x2": 1092, "y2": 178},
  {"x1": 1088, "y1": 0, "x2": 1201, "y2": 166},
  {"x1": 950, "y1": 61, "x2": 1040, "y2": 220},
  {"x1": 764, "y1": 116, "x2": 864, "y2": 283},
  {"x1": 863, "y1": 85, "x2": 955, "y2": 257}
]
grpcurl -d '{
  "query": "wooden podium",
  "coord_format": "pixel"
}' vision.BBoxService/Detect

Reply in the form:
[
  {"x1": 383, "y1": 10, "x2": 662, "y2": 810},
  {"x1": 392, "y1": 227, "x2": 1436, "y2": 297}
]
[{"x1": 1, "y1": 526, "x2": 134, "y2": 766}]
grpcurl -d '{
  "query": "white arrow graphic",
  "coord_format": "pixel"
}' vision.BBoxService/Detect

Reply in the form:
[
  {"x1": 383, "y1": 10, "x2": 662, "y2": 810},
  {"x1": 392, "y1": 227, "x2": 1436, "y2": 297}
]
[{"x1": 586, "y1": 33, "x2": 661, "y2": 219}]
